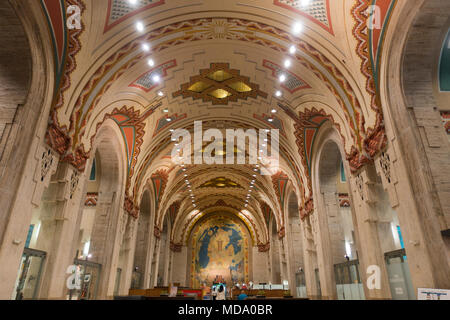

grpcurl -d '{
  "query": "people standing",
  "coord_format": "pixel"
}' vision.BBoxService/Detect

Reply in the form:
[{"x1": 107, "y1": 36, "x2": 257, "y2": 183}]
[
  {"x1": 216, "y1": 284, "x2": 226, "y2": 300},
  {"x1": 212, "y1": 285, "x2": 217, "y2": 301}
]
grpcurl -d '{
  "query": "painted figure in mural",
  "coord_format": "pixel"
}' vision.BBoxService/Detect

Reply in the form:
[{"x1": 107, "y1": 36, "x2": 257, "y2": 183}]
[{"x1": 193, "y1": 217, "x2": 248, "y2": 289}]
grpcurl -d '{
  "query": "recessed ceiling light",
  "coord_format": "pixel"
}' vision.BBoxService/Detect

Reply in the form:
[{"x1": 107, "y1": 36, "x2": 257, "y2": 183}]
[
  {"x1": 142, "y1": 43, "x2": 150, "y2": 52},
  {"x1": 284, "y1": 59, "x2": 292, "y2": 68},
  {"x1": 275, "y1": 90, "x2": 282, "y2": 97},
  {"x1": 293, "y1": 22, "x2": 303, "y2": 35},
  {"x1": 148, "y1": 59, "x2": 155, "y2": 67},
  {"x1": 289, "y1": 45, "x2": 297, "y2": 54},
  {"x1": 152, "y1": 74, "x2": 160, "y2": 82},
  {"x1": 136, "y1": 21, "x2": 144, "y2": 32},
  {"x1": 271, "y1": 109, "x2": 277, "y2": 113},
  {"x1": 128, "y1": 0, "x2": 138, "y2": 5},
  {"x1": 279, "y1": 74, "x2": 286, "y2": 83},
  {"x1": 158, "y1": 91, "x2": 164, "y2": 97},
  {"x1": 300, "y1": 0, "x2": 310, "y2": 7}
]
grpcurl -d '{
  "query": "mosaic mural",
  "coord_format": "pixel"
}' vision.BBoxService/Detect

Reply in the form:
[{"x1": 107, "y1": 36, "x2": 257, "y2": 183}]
[{"x1": 191, "y1": 215, "x2": 249, "y2": 288}]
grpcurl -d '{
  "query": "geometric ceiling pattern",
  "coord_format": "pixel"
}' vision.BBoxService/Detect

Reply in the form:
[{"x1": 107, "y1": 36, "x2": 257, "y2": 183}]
[
  {"x1": 199, "y1": 177, "x2": 244, "y2": 189},
  {"x1": 173, "y1": 63, "x2": 268, "y2": 105},
  {"x1": 130, "y1": 59, "x2": 177, "y2": 92},
  {"x1": 39, "y1": 0, "x2": 400, "y2": 228},
  {"x1": 104, "y1": 0, "x2": 165, "y2": 32},
  {"x1": 274, "y1": 0, "x2": 333, "y2": 34},
  {"x1": 263, "y1": 60, "x2": 311, "y2": 93}
]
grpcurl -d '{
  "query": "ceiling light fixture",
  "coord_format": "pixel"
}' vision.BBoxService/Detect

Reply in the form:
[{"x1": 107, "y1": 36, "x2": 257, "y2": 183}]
[
  {"x1": 293, "y1": 22, "x2": 303, "y2": 35},
  {"x1": 136, "y1": 21, "x2": 144, "y2": 32},
  {"x1": 289, "y1": 45, "x2": 297, "y2": 55}
]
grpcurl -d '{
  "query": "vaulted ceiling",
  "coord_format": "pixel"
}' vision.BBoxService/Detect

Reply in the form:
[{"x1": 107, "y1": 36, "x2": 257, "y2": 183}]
[{"x1": 41, "y1": 0, "x2": 400, "y2": 247}]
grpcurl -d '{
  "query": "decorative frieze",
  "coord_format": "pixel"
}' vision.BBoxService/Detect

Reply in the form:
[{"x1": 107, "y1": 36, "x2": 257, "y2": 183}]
[
  {"x1": 379, "y1": 151, "x2": 391, "y2": 184},
  {"x1": 355, "y1": 174, "x2": 364, "y2": 201},
  {"x1": 338, "y1": 193, "x2": 351, "y2": 208},
  {"x1": 69, "y1": 170, "x2": 79, "y2": 199},
  {"x1": 85, "y1": 192, "x2": 98, "y2": 206},
  {"x1": 40, "y1": 149, "x2": 54, "y2": 182},
  {"x1": 258, "y1": 242, "x2": 270, "y2": 252}
]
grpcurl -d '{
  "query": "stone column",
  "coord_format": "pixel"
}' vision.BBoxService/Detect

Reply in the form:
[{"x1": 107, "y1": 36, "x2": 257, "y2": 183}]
[
  {"x1": 171, "y1": 246, "x2": 188, "y2": 286},
  {"x1": 312, "y1": 192, "x2": 337, "y2": 300},
  {"x1": 348, "y1": 165, "x2": 391, "y2": 299},
  {"x1": 36, "y1": 163, "x2": 87, "y2": 299},
  {"x1": 89, "y1": 191, "x2": 127, "y2": 299},
  {"x1": 252, "y1": 246, "x2": 269, "y2": 284},
  {"x1": 118, "y1": 217, "x2": 138, "y2": 296},
  {"x1": 375, "y1": 147, "x2": 450, "y2": 293},
  {"x1": 301, "y1": 216, "x2": 318, "y2": 299},
  {"x1": 0, "y1": 144, "x2": 58, "y2": 300},
  {"x1": 151, "y1": 236, "x2": 161, "y2": 288}
]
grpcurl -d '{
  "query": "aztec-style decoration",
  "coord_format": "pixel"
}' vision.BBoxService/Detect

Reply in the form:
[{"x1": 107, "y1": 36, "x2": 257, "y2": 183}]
[
  {"x1": 351, "y1": 0, "x2": 397, "y2": 157},
  {"x1": 260, "y1": 202, "x2": 273, "y2": 229},
  {"x1": 151, "y1": 169, "x2": 169, "y2": 216},
  {"x1": 52, "y1": 18, "x2": 373, "y2": 178},
  {"x1": 287, "y1": 106, "x2": 339, "y2": 217},
  {"x1": 199, "y1": 177, "x2": 244, "y2": 189},
  {"x1": 173, "y1": 63, "x2": 268, "y2": 105},
  {"x1": 274, "y1": 0, "x2": 333, "y2": 34},
  {"x1": 258, "y1": 242, "x2": 270, "y2": 253},
  {"x1": 97, "y1": 105, "x2": 158, "y2": 217},
  {"x1": 338, "y1": 193, "x2": 351, "y2": 208},
  {"x1": 153, "y1": 113, "x2": 187, "y2": 137},
  {"x1": 167, "y1": 201, "x2": 181, "y2": 226},
  {"x1": 129, "y1": 60, "x2": 177, "y2": 92},
  {"x1": 42, "y1": 0, "x2": 84, "y2": 105},
  {"x1": 190, "y1": 215, "x2": 249, "y2": 288},
  {"x1": 69, "y1": 170, "x2": 79, "y2": 199},
  {"x1": 355, "y1": 174, "x2": 364, "y2": 201},
  {"x1": 85, "y1": 192, "x2": 98, "y2": 207},
  {"x1": 379, "y1": 151, "x2": 391, "y2": 184},
  {"x1": 271, "y1": 171, "x2": 289, "y2": 213},
  {"x1": 262, "y1": 60, "x2": 311, "y2": 93},
  {"x1": 253, "y1": 114, "x2": 286, "y2": 137},
  {"x1": 40, "y1": 148, "x2": 54, "y2": 182},
  {"x1": 104, "y1": 0, "x2": 165, "y2": 33}
]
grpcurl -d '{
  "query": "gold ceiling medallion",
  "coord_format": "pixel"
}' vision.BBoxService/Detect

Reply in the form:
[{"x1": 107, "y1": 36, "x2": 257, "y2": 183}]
[
  {"x1": 199, "y1": 177, "x2": 244, "y2": 189},
  {"x1": 173, "y1": 63, "x2": 268, "y2": 105}
]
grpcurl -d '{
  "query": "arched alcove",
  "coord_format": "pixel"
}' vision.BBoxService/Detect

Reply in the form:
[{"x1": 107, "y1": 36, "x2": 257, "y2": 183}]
[
  {"x1": 131, "y1": 190, "x2": 152, "y2": 289},
  {"x1": 311, "y1": 124, "x2": 365, "y2": 300},
  {"x1": 187, "y1": 213, "x2": 251, "y2": 289},
  {"x1": 286, "y1": 191, "x2": 306, "y2": 297},
  {"x1": 71, "y1": 122, "x2": 126, "y2": 299},
  {"x1": 270, "y1": 215, "x2": 281, "y2": 284},
  {"x1": 157, "y1": 215, "x2": 170, "y2": 287}
]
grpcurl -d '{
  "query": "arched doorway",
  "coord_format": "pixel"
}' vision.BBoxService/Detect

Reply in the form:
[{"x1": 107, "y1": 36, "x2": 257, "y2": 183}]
[
  {"x1": 157, "y1": 215, "x2": 170, "y2": 287},
  {"x1": 72, "y1": 123, "x2": 126, "y2": 300},
  {"x1": 313, "y1": 135, "x2": 364, "y2": 300},
  {"x1": 131, "y1": 190, "x2": 153, "y2": 289},
  {"x1": 0, "y1": 0, "x2": 55, "y2": 300},
  {"x1": 270, "y1": 215, "x2": 281, "y2": 285},
  {"x1": 286, "y1": 192, "x2": 306, "y2": 298}
]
